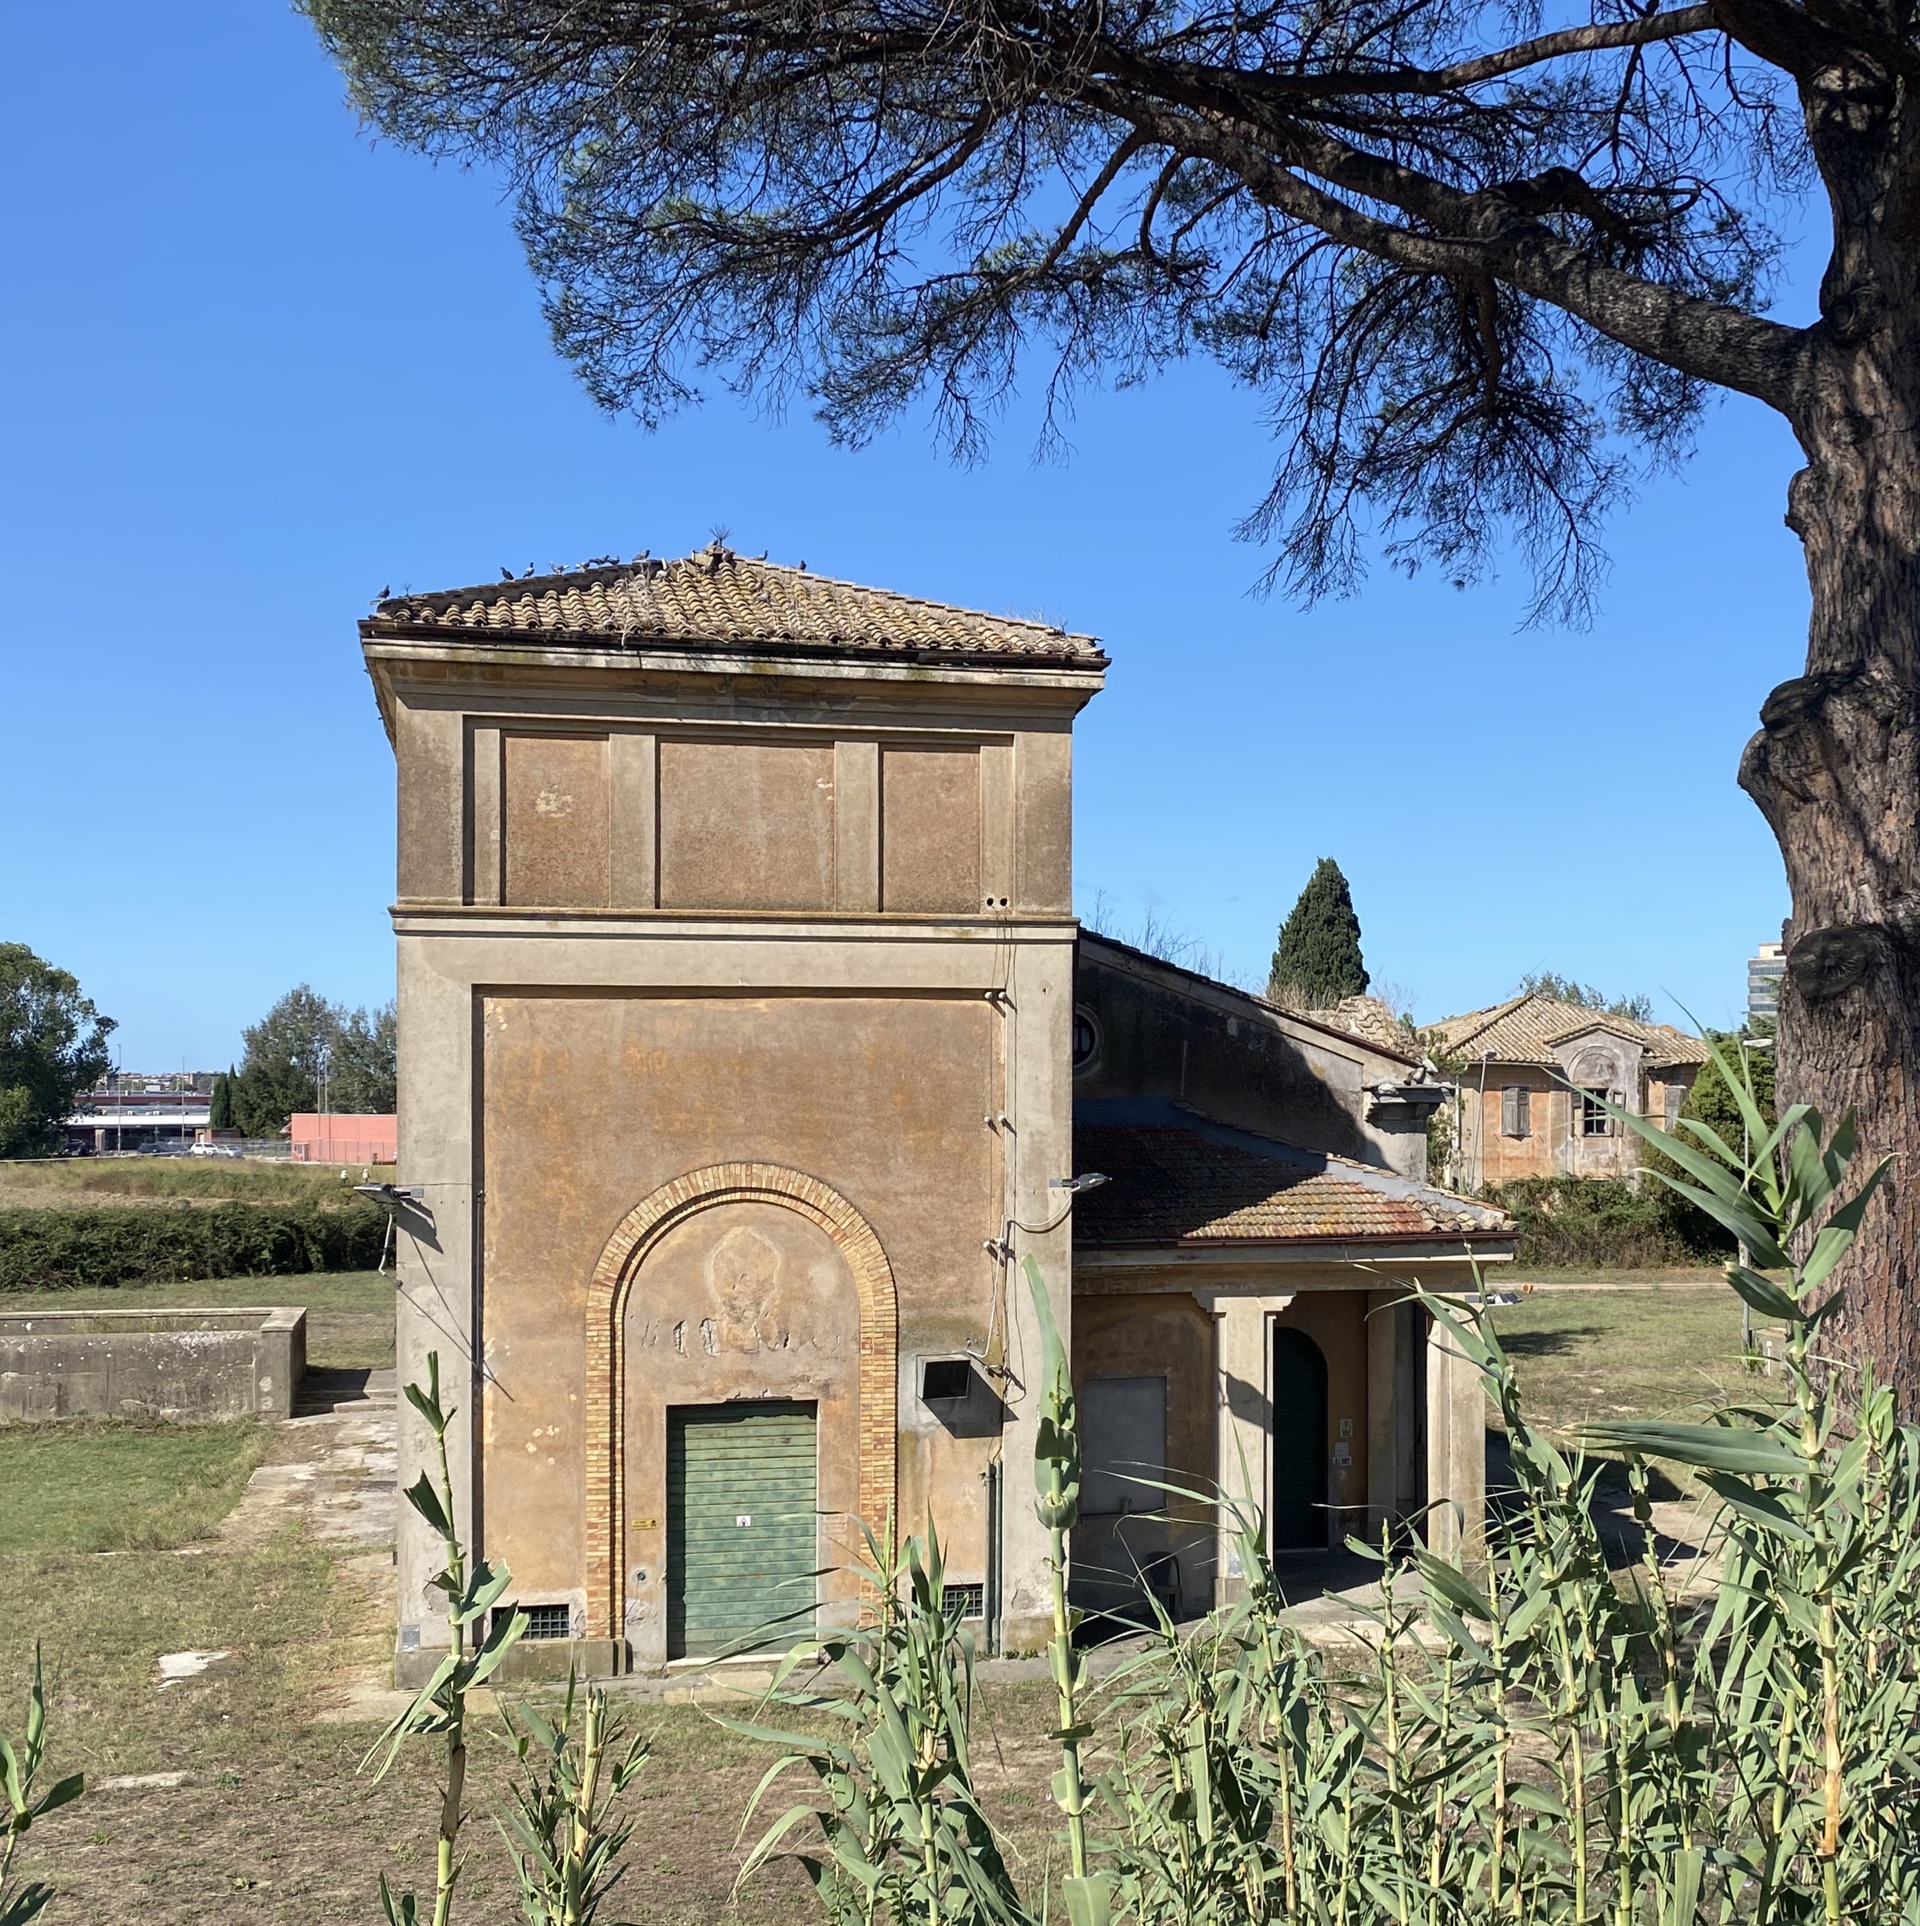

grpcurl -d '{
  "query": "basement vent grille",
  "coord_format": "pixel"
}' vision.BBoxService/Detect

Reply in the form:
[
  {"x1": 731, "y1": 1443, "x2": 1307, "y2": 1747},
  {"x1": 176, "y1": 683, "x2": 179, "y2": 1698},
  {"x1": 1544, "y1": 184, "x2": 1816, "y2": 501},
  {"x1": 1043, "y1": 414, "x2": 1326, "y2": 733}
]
[
  {"x1": 942, "y1": 1583, "x2": 985, "y2": 1622},
  {"x1": 498, "y1": 1602, "x2": 571, "y2": 1642}
]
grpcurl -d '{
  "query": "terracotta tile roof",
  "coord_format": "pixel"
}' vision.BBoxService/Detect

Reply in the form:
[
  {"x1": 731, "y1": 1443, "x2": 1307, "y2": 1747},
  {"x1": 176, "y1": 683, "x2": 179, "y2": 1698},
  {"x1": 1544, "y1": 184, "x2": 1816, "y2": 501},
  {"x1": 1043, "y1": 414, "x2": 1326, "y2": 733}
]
[
  {"x1": 1073, "y1": 1105, "x2": 1511, "y2": 1248},
  {"x1": 362, "y1": 544, "x2": 1104, "y2": 665},
  {"x1": 1305, "y1": 995, "x2": 1424, "y2": 1057},
  {"x1": 1430, "y1": 994, "x2": 1709, "y2": 1068}
]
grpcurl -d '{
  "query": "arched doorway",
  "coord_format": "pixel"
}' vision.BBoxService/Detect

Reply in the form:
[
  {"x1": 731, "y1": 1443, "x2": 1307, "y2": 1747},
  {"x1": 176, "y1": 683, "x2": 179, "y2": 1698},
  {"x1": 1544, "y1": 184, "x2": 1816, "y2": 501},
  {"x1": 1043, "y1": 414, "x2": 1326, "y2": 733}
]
[
  {"x1": 1270, "y1": 1326, "x2": 1328, "y2": 1550},
  {"x1": 582, "y1": 1164, "x2": 898, "y2": 1651}
]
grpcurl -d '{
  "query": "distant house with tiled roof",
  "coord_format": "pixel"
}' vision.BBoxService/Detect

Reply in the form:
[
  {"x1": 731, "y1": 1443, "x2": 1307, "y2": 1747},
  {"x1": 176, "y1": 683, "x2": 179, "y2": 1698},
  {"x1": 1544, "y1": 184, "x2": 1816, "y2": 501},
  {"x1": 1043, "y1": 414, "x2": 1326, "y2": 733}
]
[
  {"x1": 366, "y1": 542, "x2": 1510, "y2": 1683},
  {"x1": 1430, "y1": 992, "x2": 1710, "y2": 1189}
]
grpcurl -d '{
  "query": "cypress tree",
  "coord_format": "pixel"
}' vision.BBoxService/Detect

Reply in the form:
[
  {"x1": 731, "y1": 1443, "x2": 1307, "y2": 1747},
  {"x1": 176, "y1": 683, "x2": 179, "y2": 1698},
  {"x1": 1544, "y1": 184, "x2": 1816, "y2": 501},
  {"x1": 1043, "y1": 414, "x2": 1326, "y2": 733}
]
[
  {"x1": 209, "y1": 1068, "x2": 235, "y2": 1133},
  {"x1": 1268, "y1": 858, "x2": 1369, "y2": 1006}
]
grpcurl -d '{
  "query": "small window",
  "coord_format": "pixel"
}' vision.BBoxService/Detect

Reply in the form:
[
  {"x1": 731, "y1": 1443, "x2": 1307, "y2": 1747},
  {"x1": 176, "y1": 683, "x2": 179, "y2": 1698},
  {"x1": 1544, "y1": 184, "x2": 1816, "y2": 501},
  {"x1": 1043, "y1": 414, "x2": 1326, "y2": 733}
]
[
  {"x1": 1581, "y1": 1088, "x2": 1612, "y2": 1137},
  {"x1": 941, "y1": 1582, "x2": 985, "y2": 1621},
  {"x1": 497, "y1": 1602, "x2": 571, "y2": 1642},
  {"x1": 1663, "y1": 1082, "x2": 1685, "y2": 1129},
  {"x1": 1082, "y1": 1376, "x2": 1168, "y2": 1517},
  {"x1": 1500, "y1": 1086, "x2": 1531, "y2": 1139}
]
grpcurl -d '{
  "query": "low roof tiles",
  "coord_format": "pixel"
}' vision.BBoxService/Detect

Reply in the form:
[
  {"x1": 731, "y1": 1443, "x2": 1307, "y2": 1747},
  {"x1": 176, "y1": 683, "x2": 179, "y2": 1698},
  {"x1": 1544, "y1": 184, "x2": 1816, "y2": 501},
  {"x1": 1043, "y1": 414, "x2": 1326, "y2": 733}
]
[
  {"x1": 1073, "y1": 1102, "x2": 1511, "y2": 1248},
  {"x1": 362, "y1": 544, "x2": 1104, "y2": 666},
  {"x1": 1301, "y1": 994, "x2": 1423, "y2": 1057}
]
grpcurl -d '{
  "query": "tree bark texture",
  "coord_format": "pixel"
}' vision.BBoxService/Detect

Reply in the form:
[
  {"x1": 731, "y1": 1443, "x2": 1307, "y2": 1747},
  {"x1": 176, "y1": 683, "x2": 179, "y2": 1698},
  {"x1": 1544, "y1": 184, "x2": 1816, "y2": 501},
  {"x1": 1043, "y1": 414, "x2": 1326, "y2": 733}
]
[{"x1": 1739, "y1": 49, "x2": 1920, "y2": 1408}]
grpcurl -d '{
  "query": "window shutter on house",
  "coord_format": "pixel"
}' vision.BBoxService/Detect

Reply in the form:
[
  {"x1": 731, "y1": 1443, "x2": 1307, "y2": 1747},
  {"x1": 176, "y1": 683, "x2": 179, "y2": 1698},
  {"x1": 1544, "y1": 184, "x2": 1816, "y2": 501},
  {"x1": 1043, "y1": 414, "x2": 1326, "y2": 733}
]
[{"x1": 1501, "y1": 1086, "x2": 1530, "y2": 1139}]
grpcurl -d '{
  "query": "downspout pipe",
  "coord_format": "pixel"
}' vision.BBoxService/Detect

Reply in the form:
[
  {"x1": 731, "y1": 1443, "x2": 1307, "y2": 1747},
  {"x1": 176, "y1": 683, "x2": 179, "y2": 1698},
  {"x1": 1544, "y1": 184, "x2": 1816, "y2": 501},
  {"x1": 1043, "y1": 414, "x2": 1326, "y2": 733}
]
[{"x1": 1477, "y1": 1052, "x2": 1492, "y2": 1192}]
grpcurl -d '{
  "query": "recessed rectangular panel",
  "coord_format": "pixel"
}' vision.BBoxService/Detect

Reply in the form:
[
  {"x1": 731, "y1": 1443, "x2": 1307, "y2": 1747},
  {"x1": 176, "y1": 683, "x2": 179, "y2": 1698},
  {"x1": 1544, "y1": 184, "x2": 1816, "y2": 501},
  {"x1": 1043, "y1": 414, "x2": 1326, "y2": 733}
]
[
  {"x1": 657, "y1": 738, "x2": 836, "y2": 910},
  {"x1": 1081, "y1": 1375, "x2": 1168, "y2": 1518},
  {"x1": 503, "y1": 733, "x2": 611, "y2": 908},
  {"x1": 881, "y1": 746, "x2": 981, "y2": 913}
]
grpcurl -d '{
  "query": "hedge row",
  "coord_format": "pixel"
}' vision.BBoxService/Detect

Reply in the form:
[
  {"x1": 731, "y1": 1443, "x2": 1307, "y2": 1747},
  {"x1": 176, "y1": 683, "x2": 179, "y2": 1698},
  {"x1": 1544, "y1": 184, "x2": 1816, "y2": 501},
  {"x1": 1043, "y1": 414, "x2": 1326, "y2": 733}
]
[
  {"x1": 1488, "y1": 1175, "x2": 1732, "y2": 1270},
  {"x1": 0, "y1": 1203, "x2": 390, "y2": 1291}
]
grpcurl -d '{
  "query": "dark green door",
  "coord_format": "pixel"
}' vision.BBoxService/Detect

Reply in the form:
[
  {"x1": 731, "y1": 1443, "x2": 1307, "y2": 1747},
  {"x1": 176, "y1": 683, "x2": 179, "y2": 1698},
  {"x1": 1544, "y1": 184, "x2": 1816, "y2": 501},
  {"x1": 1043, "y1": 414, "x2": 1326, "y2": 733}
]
[
  {"x1": 667, "y1": 1401, "x2": 818, "y2": 1658},
  {"x1": 1271, "y1": 1328, "x2": 1328, "y2": 1550}
]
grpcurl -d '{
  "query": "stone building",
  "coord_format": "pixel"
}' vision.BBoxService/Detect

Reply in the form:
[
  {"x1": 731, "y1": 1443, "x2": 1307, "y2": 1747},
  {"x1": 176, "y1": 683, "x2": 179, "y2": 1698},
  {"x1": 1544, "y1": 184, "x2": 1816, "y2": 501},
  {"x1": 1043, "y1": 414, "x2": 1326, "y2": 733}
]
[
  {"x1": 1433, "y1": 993, "x2": 1709, "y2": 1190},
  {"x1": 361, "y1": 545, "x2": 1512, "y2": 1681}
]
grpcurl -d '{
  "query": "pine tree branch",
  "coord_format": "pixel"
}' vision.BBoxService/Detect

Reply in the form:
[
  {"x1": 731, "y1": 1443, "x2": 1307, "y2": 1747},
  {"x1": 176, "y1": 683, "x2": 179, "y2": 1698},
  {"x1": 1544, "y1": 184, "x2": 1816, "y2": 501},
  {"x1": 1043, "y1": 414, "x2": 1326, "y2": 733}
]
[{"x1": 1070, "y1": 74, "x2": 1810, "y2": 408}]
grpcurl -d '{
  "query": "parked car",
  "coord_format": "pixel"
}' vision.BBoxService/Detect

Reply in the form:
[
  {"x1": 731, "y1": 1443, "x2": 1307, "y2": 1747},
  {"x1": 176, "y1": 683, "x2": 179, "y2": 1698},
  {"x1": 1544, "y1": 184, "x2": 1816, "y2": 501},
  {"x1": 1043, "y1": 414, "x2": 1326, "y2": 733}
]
[{"x1": 189, "y1": 1142, "x2": 242, "y2": 1159}]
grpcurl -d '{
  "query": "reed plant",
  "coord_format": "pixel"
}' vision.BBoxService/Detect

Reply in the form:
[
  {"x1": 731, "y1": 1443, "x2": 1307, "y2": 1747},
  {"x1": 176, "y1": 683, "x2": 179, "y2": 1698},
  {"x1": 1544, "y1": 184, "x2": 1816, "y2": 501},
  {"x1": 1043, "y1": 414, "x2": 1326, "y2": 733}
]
[
  {"x1": 727, "y1": 1517, "x2": 1023, "y2": 1925},
  {"x1": 497, "y1": 1672, "x2": 649, "y2": 1926},
  {"x1": 371, "y1": 1355, "x2": 666, "y2": 1926},
  {"x1": 0, "y1": 1648, "x2": 82, "y2": 1926},
  {"x1": 733, "y1": 1041, "x2": 1920, "y2": 1923},
  {"x1": 366, "y1": 1351, "x2": 526, "y2": 1926}
]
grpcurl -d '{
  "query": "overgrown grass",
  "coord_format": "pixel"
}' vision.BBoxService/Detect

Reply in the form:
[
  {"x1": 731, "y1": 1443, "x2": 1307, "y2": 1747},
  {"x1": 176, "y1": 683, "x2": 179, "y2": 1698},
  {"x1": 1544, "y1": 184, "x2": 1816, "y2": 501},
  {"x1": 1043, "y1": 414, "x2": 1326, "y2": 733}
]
[
  {"x1": 0, "y1": 1160, "x2": 391, "y2": 1211},
  {"x1": 0, "y1": 1419, "x2": 274, "y2": 1554},
  {"x1": 0, "y1": 1270, "x2": 397, "y2": 1370},
  {"x1": 717, "y1": 1086, "x2": 1912, "y2": 1926},
  {"x1": 0, "y1": 1279, "x2": 836, "y2": 1923}
]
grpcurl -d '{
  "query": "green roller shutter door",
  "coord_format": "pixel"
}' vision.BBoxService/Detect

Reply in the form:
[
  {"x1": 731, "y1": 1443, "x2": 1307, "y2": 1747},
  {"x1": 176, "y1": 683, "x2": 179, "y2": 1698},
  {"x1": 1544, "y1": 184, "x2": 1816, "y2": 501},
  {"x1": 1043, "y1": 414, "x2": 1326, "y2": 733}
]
[{"x1": 667, "y1": 1401, "x2": 818, "y2": 1658}]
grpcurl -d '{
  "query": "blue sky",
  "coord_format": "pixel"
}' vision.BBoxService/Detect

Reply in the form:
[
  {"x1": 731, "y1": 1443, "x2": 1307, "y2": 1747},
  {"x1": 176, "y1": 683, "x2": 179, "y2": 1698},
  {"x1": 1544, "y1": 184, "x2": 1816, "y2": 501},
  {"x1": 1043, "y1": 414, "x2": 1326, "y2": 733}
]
[{"x1": 1, "y1": 2, "x2": 1809, "y2": 1069}]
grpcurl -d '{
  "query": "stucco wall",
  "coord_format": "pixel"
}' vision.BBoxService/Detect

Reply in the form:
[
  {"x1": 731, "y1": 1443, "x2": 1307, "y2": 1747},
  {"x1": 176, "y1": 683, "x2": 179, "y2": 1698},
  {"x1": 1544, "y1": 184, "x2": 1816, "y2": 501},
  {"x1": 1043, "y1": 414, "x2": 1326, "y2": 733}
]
[
  {"x1": 1461, "y1": 1070, "x2": 1570, "y2": 1185},
  {"x1": 1074, "y1": 941, "x2": 1431, "y2": 1178},
  {"x1": 477, "y1": 990, "x2": 1004, "y2": 1656},
  {"x1": 383, "y1": 661, "x2": 1081, "y2": 924},
  {"x1": 363, "y1": 621, "x2": 1167, "y2": 1671}
]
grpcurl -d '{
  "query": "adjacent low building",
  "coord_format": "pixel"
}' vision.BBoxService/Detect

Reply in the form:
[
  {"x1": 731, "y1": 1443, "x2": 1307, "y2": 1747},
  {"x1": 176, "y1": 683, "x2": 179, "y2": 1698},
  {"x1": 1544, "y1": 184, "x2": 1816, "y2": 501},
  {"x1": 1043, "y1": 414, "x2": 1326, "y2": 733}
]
[
  {"x1": 360, "y1": 544, "x2": 1514, "y2": 1680},
  {"x1": 288, "y1": 1113, "x2": 398, "y2": 1164},
  {"x1": 1433, "y1": 993, "x2": 1709, "y2": 1189},
  {"x1": 64, "y1": 1095, "x2": 212, "y2": 1155}
]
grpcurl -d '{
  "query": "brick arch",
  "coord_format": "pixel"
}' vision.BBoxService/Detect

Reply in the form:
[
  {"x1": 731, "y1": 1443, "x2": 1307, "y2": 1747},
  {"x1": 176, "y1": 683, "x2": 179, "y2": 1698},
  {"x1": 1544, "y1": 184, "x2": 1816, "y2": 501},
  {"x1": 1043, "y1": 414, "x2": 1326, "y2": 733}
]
[{"x1": 583, "y1": 1163, "x2": 898, "y2": 1642}]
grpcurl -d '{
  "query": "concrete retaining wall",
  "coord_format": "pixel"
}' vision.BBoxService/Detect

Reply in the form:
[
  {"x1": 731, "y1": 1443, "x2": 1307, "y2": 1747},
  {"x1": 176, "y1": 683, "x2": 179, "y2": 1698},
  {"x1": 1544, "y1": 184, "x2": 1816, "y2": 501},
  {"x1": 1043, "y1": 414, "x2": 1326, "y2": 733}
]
[{"x1": 0, "y1": 1308, "x2": 306, "y2": 1422}]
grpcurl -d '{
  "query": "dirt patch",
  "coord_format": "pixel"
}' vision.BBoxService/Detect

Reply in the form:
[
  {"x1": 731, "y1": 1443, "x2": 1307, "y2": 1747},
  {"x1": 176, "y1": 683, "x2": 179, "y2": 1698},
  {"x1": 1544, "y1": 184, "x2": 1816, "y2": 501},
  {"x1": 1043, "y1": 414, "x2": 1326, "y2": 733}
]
[{"x1": 18, "y1": 1675, "x2": 1061, "y2": 1925}]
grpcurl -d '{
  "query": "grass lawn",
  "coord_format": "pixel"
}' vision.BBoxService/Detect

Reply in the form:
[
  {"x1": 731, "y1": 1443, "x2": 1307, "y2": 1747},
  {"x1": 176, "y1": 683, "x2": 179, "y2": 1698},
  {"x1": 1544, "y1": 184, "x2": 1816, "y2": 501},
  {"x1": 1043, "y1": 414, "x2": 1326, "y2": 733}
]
[
  {"x1": 0, "y1": 1271, "x2": 396, "y2": 1371},
  {"x1": 0, "y1": 1159, "x2": 393, "y2": 1212},
  {"x1": 0, "y1": 1270, "x2": 923, "y2": 1923},
  {"x1": 0, "y1": 1506, "x2": 1062, "y2": 1926},
  {"x1": 0, "y1": 1420, "x2": 274, "y2": 1553},
  {"x1": 1484, "y1": 1273, "x2": 1783, "y2": 1440}
]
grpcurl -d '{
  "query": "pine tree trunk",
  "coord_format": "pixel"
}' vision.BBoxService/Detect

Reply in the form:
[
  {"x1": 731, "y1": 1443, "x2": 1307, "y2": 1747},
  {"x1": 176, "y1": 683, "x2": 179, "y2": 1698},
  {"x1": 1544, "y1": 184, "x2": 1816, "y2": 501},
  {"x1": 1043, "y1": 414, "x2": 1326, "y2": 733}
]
[{"x1": 1740, "y1": 218, "x2": 1920, "y2": 1405}]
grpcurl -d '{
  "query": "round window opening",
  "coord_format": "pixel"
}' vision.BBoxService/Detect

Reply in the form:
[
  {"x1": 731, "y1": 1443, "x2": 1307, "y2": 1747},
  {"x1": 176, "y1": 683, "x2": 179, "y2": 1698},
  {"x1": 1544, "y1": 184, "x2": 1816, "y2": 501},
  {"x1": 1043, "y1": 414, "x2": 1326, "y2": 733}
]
[{"x1": 1072, "y1": 1008, "x2": 1102, "y2": 1076}]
